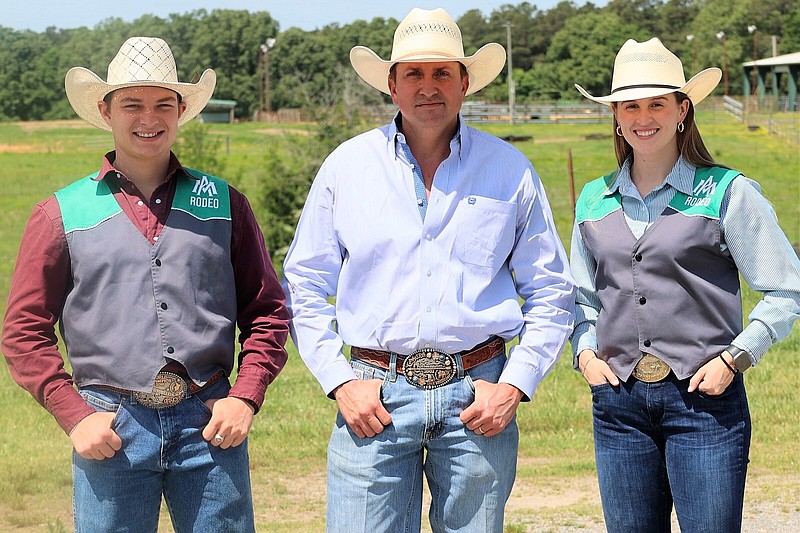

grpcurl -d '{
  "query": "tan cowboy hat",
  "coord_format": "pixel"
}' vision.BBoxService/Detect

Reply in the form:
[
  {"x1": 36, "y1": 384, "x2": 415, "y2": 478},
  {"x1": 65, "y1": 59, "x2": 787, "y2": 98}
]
[
  {"x1": 350, "y1": 7, "x2": 506, "y2": 96},
  {"x1": 65, "y1": 37, "x2": 216, "y2": 131},
  {"x1": 575, "y1": 37, "x2": 721, "y2": 106}
]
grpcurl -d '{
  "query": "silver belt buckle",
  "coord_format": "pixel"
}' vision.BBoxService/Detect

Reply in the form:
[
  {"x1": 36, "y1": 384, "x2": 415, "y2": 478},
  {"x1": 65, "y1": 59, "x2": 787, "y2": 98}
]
[
  {"x1": 404, "y1": 348, "x2": 457, "y2": 389},
  {"x1": 133, "y1": 371, "x2": 188, "y2": 409},
  {"x1": 632, "y1": 354, "x2": 671, "y2": 383}
]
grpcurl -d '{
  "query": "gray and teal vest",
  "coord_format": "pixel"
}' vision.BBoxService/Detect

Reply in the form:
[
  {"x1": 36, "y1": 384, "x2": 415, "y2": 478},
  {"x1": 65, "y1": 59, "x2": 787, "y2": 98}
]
[
  {"x1": 576, "y1": 166, "x2": 743, "y2": 380},
  {"x1": 55, "y1": 169, "x2": 237, "y2": 392}
]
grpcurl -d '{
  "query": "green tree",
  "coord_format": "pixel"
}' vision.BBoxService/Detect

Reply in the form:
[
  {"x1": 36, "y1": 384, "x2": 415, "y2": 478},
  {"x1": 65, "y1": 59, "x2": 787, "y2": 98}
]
[
  {"x1": 254, "y1": 69, "x2": 384, "y2": 261},
  {"x1": 174, "y1": 121, "x2": 226, "y2": 178},
  {"x1": 537, "y1": 11, "x2": 644, "y2": 100},
  {"x1": 782, "y1": 4, "x2": 800, "y2": 52}
]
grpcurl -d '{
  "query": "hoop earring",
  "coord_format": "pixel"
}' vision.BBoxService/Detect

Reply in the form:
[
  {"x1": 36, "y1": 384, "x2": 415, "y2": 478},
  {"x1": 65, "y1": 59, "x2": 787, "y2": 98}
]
[
  {"x1": 616, "y1": 125, "x2": 623, "y2": 137},
  {"x1": 677, "y1": 122, "x2": 685, "y2": 133}
]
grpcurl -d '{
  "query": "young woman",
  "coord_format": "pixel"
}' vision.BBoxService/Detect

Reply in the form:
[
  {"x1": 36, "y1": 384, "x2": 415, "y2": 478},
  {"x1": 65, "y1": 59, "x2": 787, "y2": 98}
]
[{"x1": 570, "y1": 37, "x2": 800, "y2": 532}]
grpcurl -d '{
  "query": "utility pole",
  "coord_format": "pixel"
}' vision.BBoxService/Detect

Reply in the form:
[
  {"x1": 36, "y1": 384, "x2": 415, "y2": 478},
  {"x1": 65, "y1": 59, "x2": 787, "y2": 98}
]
[
  {"x1": 505, "y1": 22, "x2": 515, "y2": 125},
  {"x1": 748, "y1": 25, "x2": 758, "y2": 97},
  {"x1": 259, "y1": 38, "x2": 276, "y2": 116},
  {"x1": 716, "y1": 31, "x2": 728, "y2": 96}
]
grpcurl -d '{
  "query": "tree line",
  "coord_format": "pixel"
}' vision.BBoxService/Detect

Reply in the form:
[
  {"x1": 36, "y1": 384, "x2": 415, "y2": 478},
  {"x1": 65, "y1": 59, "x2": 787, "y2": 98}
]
[{"x1": 1, "y1": 0, "x2": 798, "y2": 122}]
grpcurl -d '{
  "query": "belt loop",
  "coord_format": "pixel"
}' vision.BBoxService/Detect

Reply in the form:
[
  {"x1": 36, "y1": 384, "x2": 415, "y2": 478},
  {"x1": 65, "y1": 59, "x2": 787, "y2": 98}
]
[
  {"x1": 455, "y1": 353, "x2": 465, "y2": 380},
  {"x1": 389, "y1": 352, "x2": 399, "y2": 382}
]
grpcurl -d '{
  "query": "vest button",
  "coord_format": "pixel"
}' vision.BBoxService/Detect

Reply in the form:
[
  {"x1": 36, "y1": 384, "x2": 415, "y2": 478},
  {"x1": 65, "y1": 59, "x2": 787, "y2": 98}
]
[
  {"x1": 155, "y1": 259, "x2": 162, "y2": 267},
  {"x1": 160, "y1": 302, "x2": 168, "y2": 310},
  {"x1": 643, "y1": 339, "x2": 651, "y2": 347},
  {"x1": 639, "y1": 297, "x2": 646, "y2": 305},
  {"x1": 634, "y1": 253, "x2": 643, "y2": 262},
  {"x1": 167, "y1": 347, "x2": 175, "y2": 354}
]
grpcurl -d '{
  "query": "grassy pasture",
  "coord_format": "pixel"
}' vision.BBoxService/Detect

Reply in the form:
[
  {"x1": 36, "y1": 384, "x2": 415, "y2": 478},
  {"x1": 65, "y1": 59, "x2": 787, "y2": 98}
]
[{"x1": 0, "y1": 115, "x2": 798, "y2": 531}]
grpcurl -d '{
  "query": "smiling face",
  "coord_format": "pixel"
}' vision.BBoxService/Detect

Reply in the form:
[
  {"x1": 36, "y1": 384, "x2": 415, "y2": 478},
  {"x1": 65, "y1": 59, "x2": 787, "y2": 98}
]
[
  {"x1": 388, "y1": 61, "x2": 469, "y2": 136},
  {"x1": 613, "y1": 94, "x2": 690, "y2": 160},
  {"x1": 98, "y1": 86, "x2": 186, "y2": 171}
]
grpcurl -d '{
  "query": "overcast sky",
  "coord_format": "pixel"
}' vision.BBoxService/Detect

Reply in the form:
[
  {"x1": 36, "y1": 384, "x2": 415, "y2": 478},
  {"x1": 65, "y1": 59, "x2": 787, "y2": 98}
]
[{"x1": 4, "y1": 0, "x2": 607, "y2": 33}]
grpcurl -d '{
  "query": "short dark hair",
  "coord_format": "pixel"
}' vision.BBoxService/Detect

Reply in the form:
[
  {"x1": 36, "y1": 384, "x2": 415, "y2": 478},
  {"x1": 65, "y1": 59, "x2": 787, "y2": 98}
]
[
  {"x1": 102, "y1": 88, "x2": 183, "y2": 106},
  {"x1": 388, "y1": 62, "x2": 468, "y2": 82}
]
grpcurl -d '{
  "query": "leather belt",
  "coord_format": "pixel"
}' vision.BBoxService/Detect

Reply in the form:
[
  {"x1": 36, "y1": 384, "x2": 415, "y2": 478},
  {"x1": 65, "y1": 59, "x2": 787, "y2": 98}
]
[
  {"x1": 631, "y1": 353, "x2": 671, "y2": 383},
  {"x1": 351, "y1": 337, "x2": 505, "y2": 389},
  {"x1": 91, "y1": 369, "x2": 225, "y2": 409}
]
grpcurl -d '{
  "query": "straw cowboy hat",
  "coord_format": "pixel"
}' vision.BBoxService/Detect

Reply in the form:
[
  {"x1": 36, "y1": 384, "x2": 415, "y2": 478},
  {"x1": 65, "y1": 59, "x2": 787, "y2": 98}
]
[
  {"x1": 65, "y1": 37, "x2": 216, "y2": 131},
  {"x1": 350, "y1": 7, "x2": 506, "y2": 96},
  {"x1": 575, "y1": 37, "x2": 721, "y2": 106}
]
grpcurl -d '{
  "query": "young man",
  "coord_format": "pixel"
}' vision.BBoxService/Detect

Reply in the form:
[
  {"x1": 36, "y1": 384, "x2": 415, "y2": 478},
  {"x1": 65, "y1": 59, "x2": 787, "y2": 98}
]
[
  {"x1": 1, "y1": 37, "x2": 289, "y2": 531},
  {"x1": 282, "y1": 8, "x2": 575, "y2": 532}
]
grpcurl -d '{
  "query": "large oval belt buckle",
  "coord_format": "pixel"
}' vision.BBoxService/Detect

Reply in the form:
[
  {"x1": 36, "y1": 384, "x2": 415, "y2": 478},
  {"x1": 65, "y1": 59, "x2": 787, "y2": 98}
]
[
  {"x1": 404, "y1": 349, "x2": 457, "y2": 390},
  {"x1": 133, "y1": 372, "x2": 188, "y2": 409},
  {"x1": 632, "y1": 353, "x2": 671, "y2": 383}
]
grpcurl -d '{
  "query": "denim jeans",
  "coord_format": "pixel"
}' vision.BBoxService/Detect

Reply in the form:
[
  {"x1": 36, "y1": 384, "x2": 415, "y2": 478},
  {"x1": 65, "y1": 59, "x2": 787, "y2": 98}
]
[
  {"x1": 327, "y1": 353, "x2": 518, "y2": 533},
  {"x1": 72, "y1": 378, "x2": 255, "y2": 533},
  {"x1": 592, "y1": 372, "x2": 751, "y2": 533}
]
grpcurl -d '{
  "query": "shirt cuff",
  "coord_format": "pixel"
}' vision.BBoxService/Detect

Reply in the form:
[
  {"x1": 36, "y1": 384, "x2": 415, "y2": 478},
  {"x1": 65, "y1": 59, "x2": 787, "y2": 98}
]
[
  {"x1": 46, "y1": 385, "x2": 96, "y2": 435},
  {"x1": 570, "y1": 325, "x2": 597, "y2": 369},
  {"x1": 498, "y1": 357, "x2": 539, "y2": 402},
  {"x1": 733, "y1": 320, "x2": 774, "y2": 366},
  {"x1": 317, "y1": 358, "x2": 359, "y2": 399},
  {"x1": 229, "y1": 370, "x2": 272, "y2": 413}
]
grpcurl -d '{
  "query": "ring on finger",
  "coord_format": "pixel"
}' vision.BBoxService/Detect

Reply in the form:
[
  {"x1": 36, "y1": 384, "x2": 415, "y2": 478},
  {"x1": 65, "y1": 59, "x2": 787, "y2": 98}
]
[
  {"x1": 214, "y1": 434, "x2": 224, "y2": 444},
  {"x1": 478, "y1": 427, "x2": 485, "y2": 435}
]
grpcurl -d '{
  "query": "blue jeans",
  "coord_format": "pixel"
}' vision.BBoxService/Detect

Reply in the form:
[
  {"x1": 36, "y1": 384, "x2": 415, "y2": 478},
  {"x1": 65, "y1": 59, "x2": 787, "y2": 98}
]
[
  {"x1": 72, "y1": 378, "x2": 254, "y2": 533},
  {"x1": 592, "y1": 372, "x2": 751, "y2": 533},
  {"x1": 327, "y1": 353, "x2": 518, "y2": 533}
]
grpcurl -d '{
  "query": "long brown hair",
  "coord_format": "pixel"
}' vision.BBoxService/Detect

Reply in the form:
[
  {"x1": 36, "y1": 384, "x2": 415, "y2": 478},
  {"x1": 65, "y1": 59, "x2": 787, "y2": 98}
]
[{"x1": 611, "y1": 92, "x2": 723, "y2": 169}]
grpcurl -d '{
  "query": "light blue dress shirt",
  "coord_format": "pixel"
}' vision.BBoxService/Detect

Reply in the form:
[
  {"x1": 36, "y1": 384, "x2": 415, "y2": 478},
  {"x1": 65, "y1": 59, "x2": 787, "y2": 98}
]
[
  {"x1": 571, "y1": 156, "x2": 800, "y2": 367},
  {"x1": 283, "y1": 115, "x2": 576, "y2": 399}
]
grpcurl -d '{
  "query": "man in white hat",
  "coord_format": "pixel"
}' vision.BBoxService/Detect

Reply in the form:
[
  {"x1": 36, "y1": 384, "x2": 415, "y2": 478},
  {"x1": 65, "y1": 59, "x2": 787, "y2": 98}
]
[
  {"x1": 283, "y1": 8, "x2": 575, "y2": 532},
  {"x1": 1, "y1": 37, "x2": 289, "y2": 531}
]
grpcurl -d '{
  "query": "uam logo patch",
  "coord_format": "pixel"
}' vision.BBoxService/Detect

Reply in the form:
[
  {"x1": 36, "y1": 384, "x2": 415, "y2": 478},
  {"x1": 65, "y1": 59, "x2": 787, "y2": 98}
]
[
  {"x1": 190, "y1": 176, "x2": 220, "y2": 208},
  {"x1": 685, "y1": 175, "x2": 717, "y2": 207}
]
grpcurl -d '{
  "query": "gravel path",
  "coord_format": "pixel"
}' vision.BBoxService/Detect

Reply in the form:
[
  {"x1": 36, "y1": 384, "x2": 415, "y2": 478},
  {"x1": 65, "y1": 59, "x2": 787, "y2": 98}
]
[{"x1": 510, "y1": 500, "x2": 800, "y2": 532}]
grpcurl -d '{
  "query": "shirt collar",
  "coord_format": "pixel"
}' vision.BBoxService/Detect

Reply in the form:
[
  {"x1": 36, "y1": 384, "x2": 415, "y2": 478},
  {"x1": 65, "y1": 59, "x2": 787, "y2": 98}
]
[
  {"x1": 95, "y1": 150, "x2": 188, "y2": 183},
  {"x1": 389, "y1": 112, "x2": 466, "y2": 161},
  {"x1": 604, "y1": 155, "x2": 697, "y2": 197}
]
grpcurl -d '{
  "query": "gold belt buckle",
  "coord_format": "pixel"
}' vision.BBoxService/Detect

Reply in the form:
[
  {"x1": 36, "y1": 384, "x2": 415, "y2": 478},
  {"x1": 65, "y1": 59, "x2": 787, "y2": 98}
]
[
  {"x1": 404, "y1": 349, "x2": 457, "y2": 389},
  {"x1": 133, "y1": 372, "x2": 188, "y2": 409},
  {"x1": 632, "y1": 354, "x2": 671, "y2": 383}
]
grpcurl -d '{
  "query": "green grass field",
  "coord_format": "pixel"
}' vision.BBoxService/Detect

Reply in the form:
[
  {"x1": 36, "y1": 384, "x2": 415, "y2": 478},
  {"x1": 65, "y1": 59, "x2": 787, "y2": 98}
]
[{"x1": 0, "y1": 115, "x2": 798, "y2": 532}]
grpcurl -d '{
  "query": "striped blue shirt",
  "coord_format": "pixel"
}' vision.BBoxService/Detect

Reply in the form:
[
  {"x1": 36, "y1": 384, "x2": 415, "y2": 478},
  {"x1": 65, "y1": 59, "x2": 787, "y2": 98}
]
[{"x1": 570, "y1": 156, "x2": 800, "y2": 368}]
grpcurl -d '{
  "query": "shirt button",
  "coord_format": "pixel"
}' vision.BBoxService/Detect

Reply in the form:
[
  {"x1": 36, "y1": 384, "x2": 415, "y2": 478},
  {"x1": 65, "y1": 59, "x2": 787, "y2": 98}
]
[
  {"x1": 426, "y1": 270, "x2": 432, "y2": 277},
  {"x1": 424, "y1": 343, "x2": 431, "y2": 348},
  {"x1": 426, "y1": 234, "x2": 432, "y2": 241},
  {"x1": 417, "y1": 199, "x2": 424, "y2": 205},
  {"x1": 155, "y1": 198, "x2": 162, "y2": 204},
  {"x1": 426, "y1": 307, "x2": 432, "y2": 313},
  {"x1": 137, "y1": 200, "x2": 144, "y2": 206},
  {"x1": 639, "y1": 297, "x2": 646, "y2": 305}
]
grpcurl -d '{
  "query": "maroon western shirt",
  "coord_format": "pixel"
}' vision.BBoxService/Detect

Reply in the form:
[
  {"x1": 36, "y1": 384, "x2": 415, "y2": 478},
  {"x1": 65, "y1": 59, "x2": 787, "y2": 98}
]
[{"x1": 1, "y1": 152, "x2": 289, "y2": 434}]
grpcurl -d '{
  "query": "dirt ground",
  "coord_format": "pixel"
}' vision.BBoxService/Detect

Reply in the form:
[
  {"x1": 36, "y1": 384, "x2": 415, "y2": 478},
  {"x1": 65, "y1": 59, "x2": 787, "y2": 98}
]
[{"x1": 247, "y1": 465, "x2": 800, "y2": 532}]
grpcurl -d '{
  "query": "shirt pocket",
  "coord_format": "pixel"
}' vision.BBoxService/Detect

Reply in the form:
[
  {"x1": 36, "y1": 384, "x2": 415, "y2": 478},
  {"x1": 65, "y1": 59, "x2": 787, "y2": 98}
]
[{"x1": 454, "y1": 196, "x2": 516, "y2": 270}]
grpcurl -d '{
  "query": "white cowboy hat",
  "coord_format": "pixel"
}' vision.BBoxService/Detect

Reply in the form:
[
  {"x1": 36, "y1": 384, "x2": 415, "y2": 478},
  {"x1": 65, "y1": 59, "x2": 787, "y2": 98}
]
[
  {"x1": 65, "y1": 37, "x2": 216, "y2": 131},
  {"x1": 350, "y1": 7, "x2": 506, "y2": 96},
  {"x1": 575, "y1": 37, "x2": 721, "y2": 106}
]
